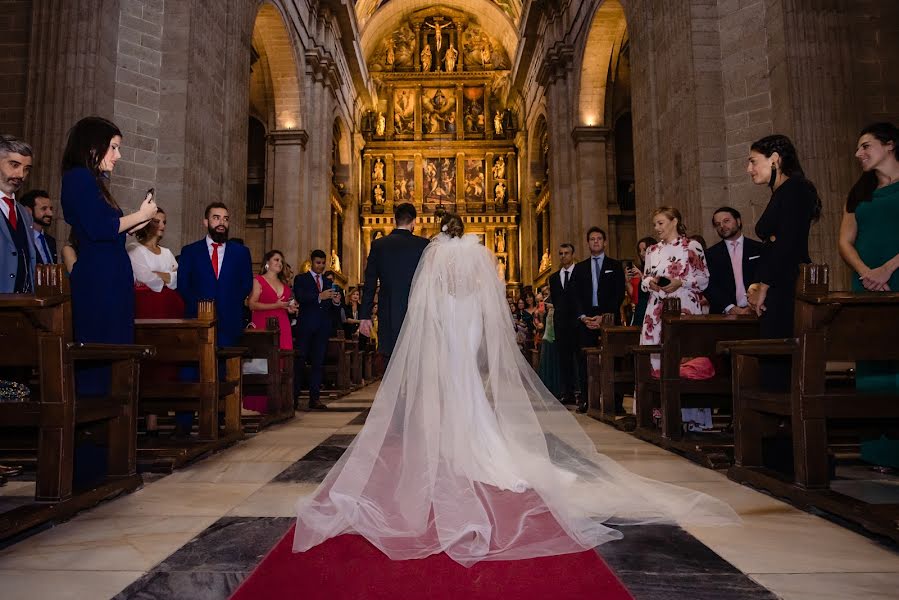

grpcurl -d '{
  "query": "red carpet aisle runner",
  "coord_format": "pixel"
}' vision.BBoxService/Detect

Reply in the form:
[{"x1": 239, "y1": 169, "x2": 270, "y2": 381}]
[{"x1": 230, "y1": 527, "x2": 633, "y2": 600}]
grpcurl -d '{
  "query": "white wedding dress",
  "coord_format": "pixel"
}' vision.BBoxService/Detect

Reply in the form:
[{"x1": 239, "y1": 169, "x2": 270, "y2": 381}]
[{"x1": 293, "y1": 233, "x2": 737, "y2": 567}]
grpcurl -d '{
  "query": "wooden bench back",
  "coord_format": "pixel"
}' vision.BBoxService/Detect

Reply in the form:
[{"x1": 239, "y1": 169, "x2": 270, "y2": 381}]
[
  {"x1": 661, "y1": 313, "x2": 760, "y2": 358},
  {"x1": 240, "y1": 318, "x2": 280, "y2": 357},
  {"x1": 0, "y1": 265, "x2": 71, "y2": 368},
  {"x1": 134, "y1": 299, "x2": 217, "y2": 367}
]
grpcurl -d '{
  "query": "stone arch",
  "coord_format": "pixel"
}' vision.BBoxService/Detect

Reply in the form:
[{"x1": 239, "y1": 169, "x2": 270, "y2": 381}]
[
  {"x1": 251, "y1": 2, "x2": 303, "y2": 131},
  {"x1": 576, "y1": 0, "x2": 628, "y2": 127},
  {"x1": 528, "y1": 113, "x2": 549, "y2": 190}
]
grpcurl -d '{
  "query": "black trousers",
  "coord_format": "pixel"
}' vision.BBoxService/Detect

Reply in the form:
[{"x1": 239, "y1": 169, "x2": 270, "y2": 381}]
[
  {"x1": 555, "y1": 321, "x2": 579, "y2": 400},
  {"x1": 295, "y1": 324, "x2": 330, "y2": 402},
  {"x1": 576, "y1": 307, "x2": 604, "y2": 403}
]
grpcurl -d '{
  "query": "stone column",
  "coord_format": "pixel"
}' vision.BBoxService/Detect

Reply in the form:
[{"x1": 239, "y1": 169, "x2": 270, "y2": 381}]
[
  {"x1": 269, "y1": 129, "x2": 308, "y2": 268},
  {"x1": 572, "y1": 126, "x2": 610, "y2": 243},
  {"x1": 508, "y1": 221, "x2": 520, "y2": 284}
]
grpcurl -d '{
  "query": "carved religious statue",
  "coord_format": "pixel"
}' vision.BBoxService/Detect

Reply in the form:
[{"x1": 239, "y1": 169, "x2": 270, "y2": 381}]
[
  {"x1": 385, "y1": 39, "x2": 395, "y2": 67},
  {"x1": 539, "y1": 248, "x2": 551, "y2": 272},
  {"x1": 494, "y1": 111, "x2": 504, "y2": 136},
  {"x1": 330, "y1": 249, "x2": 341, "y2": 273},
  {"x1": 373, "y1": 184, "x2": 385, "y2": 205},
  {"x1": 425, "y1": 17, "x2": 448, "y2": 53},
  {"x1": 373, "y1": 157, "x2": 385, "y2": 181},
  {"x1": 494, "y1": 181, "x2": 506, "y2": 202},
  {"x1": 376, "y1": 112, "x2": 386, "y2": 136},
  {"x1": 481, "y1": 39, "x2": 492, "y2": 67},
  {"x1": 494, "y1": 229, "x2": 506, "y2": 253},
  {"x1": 492, "y1": 156, "x2": 506, "y2": 180},
  {"x1": 420, "y1": 44, "x2": 432, "y2": 72},
  {"x1": 444, "y1": 42, "x2": 458, "y2": 73},
  {"x1": 497, "y1": 257, "x2": 507, "y2": 282}
]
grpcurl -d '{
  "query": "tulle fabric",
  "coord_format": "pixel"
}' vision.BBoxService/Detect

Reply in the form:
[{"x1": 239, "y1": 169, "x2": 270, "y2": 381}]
[{"x1": 293, "y1": 233, "x2": 738, "y2": 567}]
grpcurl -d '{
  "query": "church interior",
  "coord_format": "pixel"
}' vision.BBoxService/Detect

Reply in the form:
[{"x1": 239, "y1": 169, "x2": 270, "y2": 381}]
[{"x1": 1, "y1": 0, "x2": 899, "y2": 598}]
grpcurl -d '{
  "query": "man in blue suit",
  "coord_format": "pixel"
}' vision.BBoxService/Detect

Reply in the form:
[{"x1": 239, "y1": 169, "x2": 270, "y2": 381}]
[
  {"x1": 176, "y1": 202, "x2": 253, "y2": 433},
  {"x1": 294, "y1": 249, "x2": 341, "y2": 410}
]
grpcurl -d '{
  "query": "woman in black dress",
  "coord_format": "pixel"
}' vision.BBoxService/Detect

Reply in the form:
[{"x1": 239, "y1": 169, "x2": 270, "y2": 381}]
[{"x1": 746, "y1": 134, "x2": 821, "y2": 390}]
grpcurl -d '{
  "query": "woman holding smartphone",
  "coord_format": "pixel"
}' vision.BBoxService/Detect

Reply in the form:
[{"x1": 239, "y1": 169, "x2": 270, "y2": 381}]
[
  {"x1": 61, "y1": 116, "x2": 157, "y2": 395},
  {"x1": 639, "y1": 207, "x2": 709, "y2": 372}
]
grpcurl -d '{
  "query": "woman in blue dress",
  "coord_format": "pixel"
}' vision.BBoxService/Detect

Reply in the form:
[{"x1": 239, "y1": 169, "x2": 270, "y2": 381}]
[{"x1": 61, "y1": 117, "x2": 157, "y2": 394}]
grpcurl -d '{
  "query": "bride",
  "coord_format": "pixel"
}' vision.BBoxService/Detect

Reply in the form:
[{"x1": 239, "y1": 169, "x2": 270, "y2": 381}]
[{"x1": 294, "y1": 213, "x2": 737, "y2": 567}]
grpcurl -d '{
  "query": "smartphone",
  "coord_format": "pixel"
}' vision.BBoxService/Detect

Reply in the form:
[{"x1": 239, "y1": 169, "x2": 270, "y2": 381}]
[
  {"x1": 657, "y1": 276, "x2": 671, "y2": 287},
  {"x1": 146, "y1": 188, "x2": 155, "y2": 200},
  {"x1": 624, "y1": 261, "x2": 634, "y2": 272},
  {"x1": 331, "y1": 283, "x2": 340, "y2": 292}
]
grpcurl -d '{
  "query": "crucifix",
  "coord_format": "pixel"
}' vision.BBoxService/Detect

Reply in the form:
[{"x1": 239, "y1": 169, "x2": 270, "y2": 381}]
[{"x1": 425, "y1": 17, "x2": 449, "y2": 54}]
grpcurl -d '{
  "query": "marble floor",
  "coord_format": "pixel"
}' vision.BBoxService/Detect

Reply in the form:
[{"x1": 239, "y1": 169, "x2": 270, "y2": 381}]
[{"x1": 1, "y1": 383, "x2": 898, "y2": 599}]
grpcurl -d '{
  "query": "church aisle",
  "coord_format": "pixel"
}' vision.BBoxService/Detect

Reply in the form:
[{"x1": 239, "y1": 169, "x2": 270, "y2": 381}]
[{"x1": 0, "y1": 384, "x2": 895, "y2": 599}]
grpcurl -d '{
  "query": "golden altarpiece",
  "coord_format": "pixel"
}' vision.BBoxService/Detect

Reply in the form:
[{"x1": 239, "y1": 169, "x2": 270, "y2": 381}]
[{"x1": 360, "y1": 8, "x2": 521, "y2": 291}]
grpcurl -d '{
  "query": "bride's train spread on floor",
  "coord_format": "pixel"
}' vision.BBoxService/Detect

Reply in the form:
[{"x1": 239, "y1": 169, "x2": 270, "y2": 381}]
[{"x1": 294, "y1": 233, "x2": 738, "y2": 567}]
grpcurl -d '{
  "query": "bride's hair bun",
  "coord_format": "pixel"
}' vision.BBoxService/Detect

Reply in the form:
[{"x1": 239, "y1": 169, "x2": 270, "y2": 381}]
[{"x1": 439, "y1": 213, "x2": 464, "y2": 238}]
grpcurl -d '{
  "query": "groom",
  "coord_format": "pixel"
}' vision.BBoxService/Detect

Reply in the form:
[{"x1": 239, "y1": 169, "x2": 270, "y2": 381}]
[{"x1": 359, "y1": 202, "x2": 429, "y2": 361}]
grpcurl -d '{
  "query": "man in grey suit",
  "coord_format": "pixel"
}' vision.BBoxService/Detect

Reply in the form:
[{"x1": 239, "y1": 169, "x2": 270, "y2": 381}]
[
  {"x1": 359, "y1": 202, "x2": 430, "y2": 360},
  {"x1": 0, "y1": 135, "x2": 37, "y2": 294}
]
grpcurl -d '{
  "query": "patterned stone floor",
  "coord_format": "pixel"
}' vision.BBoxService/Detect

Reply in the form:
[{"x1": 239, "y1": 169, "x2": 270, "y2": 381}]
[{"x1": 1, "y1": 383, "x2": 898, "y2": 599}]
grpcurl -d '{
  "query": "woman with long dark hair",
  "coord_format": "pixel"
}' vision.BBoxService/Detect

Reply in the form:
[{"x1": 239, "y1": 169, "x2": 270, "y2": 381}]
[
  {"x1": 62, "y1": 116, "x2": 157, "y2": 394},
  {"x1": 746, "y1": 134, "x2": 821, "y2": 390},
  {"x1": 839, "y1": 122, "x2": 899, "y2": 392}
]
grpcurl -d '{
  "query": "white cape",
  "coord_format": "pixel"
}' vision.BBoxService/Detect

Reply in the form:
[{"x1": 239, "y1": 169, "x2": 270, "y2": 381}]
[{"x1": 294, "y1": 233, "x2": 737, "y2": 567}]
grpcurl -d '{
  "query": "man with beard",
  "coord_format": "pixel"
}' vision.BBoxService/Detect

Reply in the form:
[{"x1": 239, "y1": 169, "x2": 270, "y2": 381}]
[
  {"x1": 705, "y1": 206, "x2": 763, "y2": 316},
  {"x1": 20, "y1": 190, "x2": 57, "y2": 264},
  {"x1": 176, "y1": 202, "x2": 253, "y2": 435},
  {"x1": 0, "y1": 135, "x2": 37, "y2": 293}
]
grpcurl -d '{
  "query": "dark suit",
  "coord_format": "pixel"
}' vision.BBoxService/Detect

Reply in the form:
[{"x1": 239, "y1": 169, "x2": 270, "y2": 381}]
[
  {"x1": 33, "y1": 230, "x2": 58, "y2": 265},
  {"x1": 548, "y1": 266, "x2": 578, "y2": 400},
  {"x1": 294, "y1": 271, "x2": 338, "y2": 405},
  {"x1": 569, "y1": 254, "x2": 626, "y2": 403},
  {"x1": 177, "y1": 238, "x2": 254, "y2": 347},
  {"x1": 704, "y1": 236, "x2": 763, "y2": 314},
  {"x1": 361, "y1": 228, "x2": 430, "y2": 357}
]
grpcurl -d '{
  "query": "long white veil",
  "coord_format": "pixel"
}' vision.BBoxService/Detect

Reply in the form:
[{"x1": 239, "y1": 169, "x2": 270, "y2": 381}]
[{"x1": 293, "y1": 233, "x2": 737, "y2": 567}]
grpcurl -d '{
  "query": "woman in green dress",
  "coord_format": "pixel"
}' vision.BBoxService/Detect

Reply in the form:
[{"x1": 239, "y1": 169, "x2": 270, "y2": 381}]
[{"x1": 839, "y1": 122, "x2": 899, "y2": 391}]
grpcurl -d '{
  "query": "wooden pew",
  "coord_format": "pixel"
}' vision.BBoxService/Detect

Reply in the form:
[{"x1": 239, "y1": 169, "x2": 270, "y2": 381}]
[
  {"x1": 720, "y1": 264, "x2": 899, "y2": 542},
  {"x1": 347, "y1": 336, "x2": 363, "y2": 387},
  {"x1": 584, "y1": 314, "x2": 641, "y2": 430},
  {"x1": 0, "y1": 265, "x2": 152, "y2": 540},
  {"x1": 239, "y1": 317, "x2": 295, "y2": 433},
  {"x1": 134, "y1": 300, "x2": 247, "y2": 472},
  {"x1": 322, "y1": 332, "x2": 352, "y2": 394},
  {"x1": 631, "y1": 299, "x2": 759, "y2": 468}
]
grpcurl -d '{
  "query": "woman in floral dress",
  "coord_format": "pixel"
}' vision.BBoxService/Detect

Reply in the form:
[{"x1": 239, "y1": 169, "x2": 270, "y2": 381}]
[{"x1": 640, "y1": 206, "x2": 710, "y2": 371}]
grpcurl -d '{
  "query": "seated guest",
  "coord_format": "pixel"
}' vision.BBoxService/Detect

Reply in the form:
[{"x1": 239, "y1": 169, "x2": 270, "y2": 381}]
[
  {"x1": 177, "y1": 201, "x2": 253, "y2": 434},
  {"x1": 128, "y1": 206, "x2": 183, "y2": 436},
  {"x1": 705, "y1": 207, "x2": 763, "y2": 316},
  {"x1": 839, "y1": 122, "x2": 899, "y2": 392},
  {"x1": 294, "y1": 249, "x2": 342, "y2": 410},
  {"x1": 627, "y1": 236, "x2": 656, "y2": 326},
  {"x1": 0, "y1": 135, "x2": 37, "y2": 293},
  {"x1": 639, "y1": 207, "x2": 710, "y2": 373},
  {"x1": 20, "y1": 189, "x2": 57, "y2": 264}
]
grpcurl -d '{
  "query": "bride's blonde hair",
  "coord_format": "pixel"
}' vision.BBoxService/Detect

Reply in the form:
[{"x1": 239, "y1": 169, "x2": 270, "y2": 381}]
[{"x1": 440, "y1": 213, "x2": 465, "y2": 238}]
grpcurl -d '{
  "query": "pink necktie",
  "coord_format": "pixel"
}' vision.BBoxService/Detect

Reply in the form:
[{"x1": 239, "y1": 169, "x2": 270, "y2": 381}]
[{"x1": 730, "y1": 240, "x2": 747, "y2": 307}]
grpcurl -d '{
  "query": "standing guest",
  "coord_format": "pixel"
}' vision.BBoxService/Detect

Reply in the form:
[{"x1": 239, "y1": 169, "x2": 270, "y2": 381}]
[
  {"x1": 128, "y1": 207, "x2": 183, "y2": 318},
  {"x1": 537, "y1": 290, "x2": 561, "y2": 398},
  {"x1": 177, "y1": 202, "x2": 253, "y2": 433},
  {"x1": 61, "y1": 117, "x2": 157, "y2": 395},
  {"x1": 839, "y1": 122, "x2": 899, "y2": 392},
  {"x1": 0, "y1": 135, "x2": 37, "y2": 293},
  {"x1": 61, "y1": 231, "x2": 78, "y2": 274},
  {"x1": 294, "y1": 249, "x2": 342, "y2": 410},
  {"x1": 359, "y1": 202, "x2": 430, "y2": 361},
  {"x1": 343, "y1": 287, "x2": 369, "y2": 350},
  {"x1": 128, "y1": 206, "x2": 183, "y2": 436},
  {"x1": 639, "y1": 207, "x2": 709, "y2": 373},
  {"x1": 746, "y1": 135, "x2": 820, "y2": 391},
  {"x1": 705, "y1": 207, "x2": 762, "y2": 316},
  {"x1": 626, "y1": 237, "x2": 655, "y2": 326},
  {"x1": 570, "y1": 227, "x2": 626, "y2": 413},
  {"x1": 20, "y1": 189, "x2": 57, "y2": 264},
  {"x1": 548, "y1": 243, "x2": 578, "y2": 404},
  {"x1": 521, "y1": 289, "x2": 538, "y2": 333},
  {"x1": 248, "y1": 250, "x2": 296, "y2": 350}
]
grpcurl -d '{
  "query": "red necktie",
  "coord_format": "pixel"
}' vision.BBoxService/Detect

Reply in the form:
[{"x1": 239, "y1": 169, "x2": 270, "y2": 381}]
[
  {"x1": 2, "y1": 197, "x2": 16, "y2": 231},
  {"x1": 211, "y1": 243, "x2": 221, "y2": 279},
  {"x1": 315, "y1": 273, "x2": 322, "y2": 292}
]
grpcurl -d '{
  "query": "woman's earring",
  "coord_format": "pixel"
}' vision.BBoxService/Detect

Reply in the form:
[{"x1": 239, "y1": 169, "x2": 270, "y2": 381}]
[
  {"x1": 264, "y1": 264, "x2": 269, "y2": 271},
  {"x1": 768, "y1": 165, "x2": 777, "y2": 190}
]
